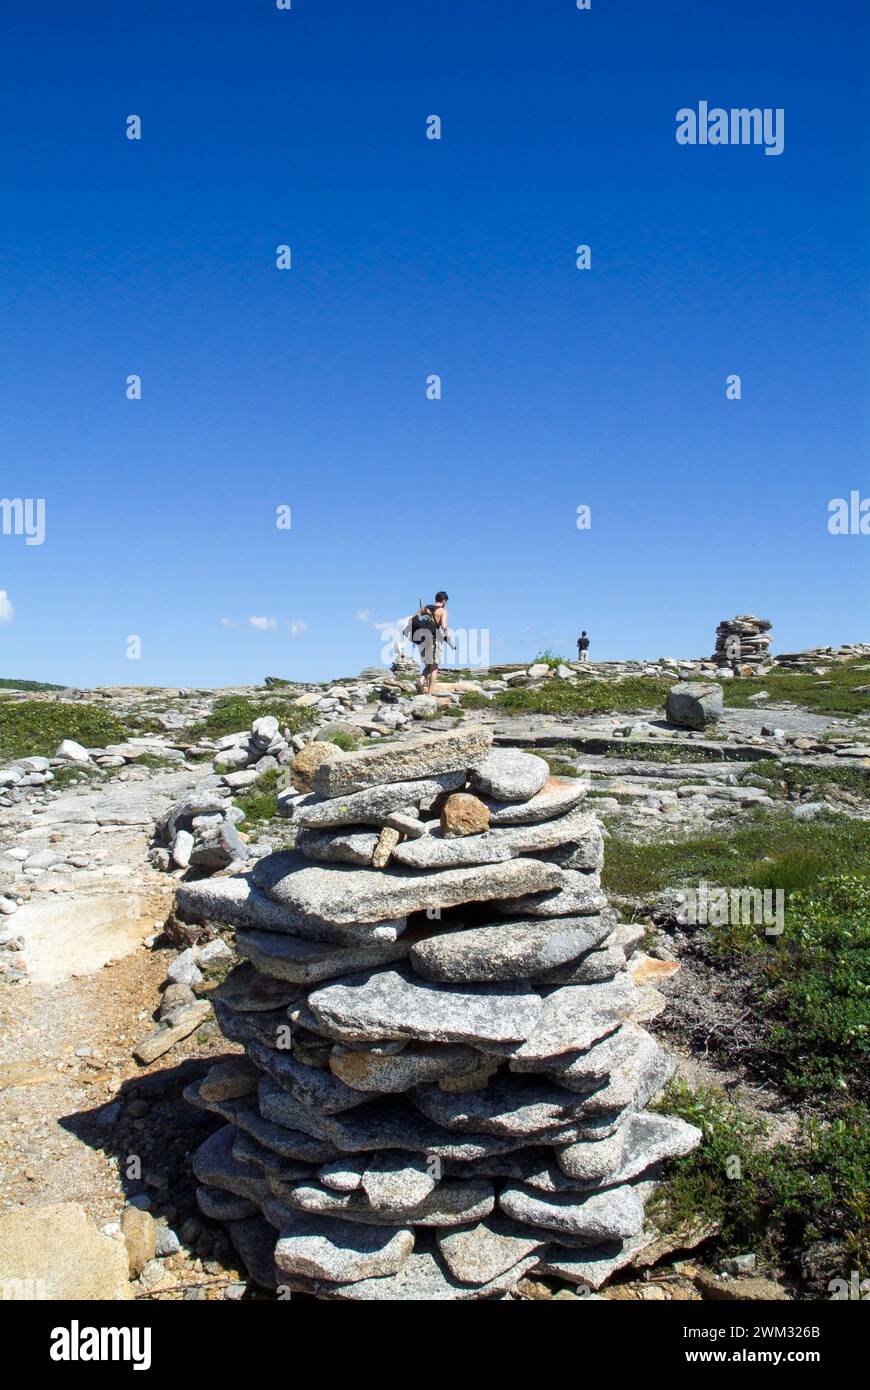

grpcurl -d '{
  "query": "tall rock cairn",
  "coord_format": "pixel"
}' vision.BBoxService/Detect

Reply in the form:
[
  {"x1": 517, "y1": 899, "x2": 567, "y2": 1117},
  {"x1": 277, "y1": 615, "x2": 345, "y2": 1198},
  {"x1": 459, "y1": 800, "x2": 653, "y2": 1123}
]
[
  {"x1": 713, "y1": 614, "x2": 773, "y2": 673},
  {"x1": 180, "y1": 727, "x2": 700, "y2": 1299}
]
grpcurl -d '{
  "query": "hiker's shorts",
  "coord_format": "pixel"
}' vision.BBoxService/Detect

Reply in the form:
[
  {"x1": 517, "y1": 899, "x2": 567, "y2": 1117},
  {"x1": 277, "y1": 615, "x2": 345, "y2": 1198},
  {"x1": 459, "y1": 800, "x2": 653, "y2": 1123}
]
[{"x1": 413, "y1": 631, "x2": 443, "y2": 667}]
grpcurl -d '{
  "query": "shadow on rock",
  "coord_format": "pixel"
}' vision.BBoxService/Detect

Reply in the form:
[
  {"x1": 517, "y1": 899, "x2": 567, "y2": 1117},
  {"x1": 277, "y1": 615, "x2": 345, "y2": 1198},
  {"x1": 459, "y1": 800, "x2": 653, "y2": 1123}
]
[{"x1": 60, "y1": 1055, "x2": 261, "y2": 1297}]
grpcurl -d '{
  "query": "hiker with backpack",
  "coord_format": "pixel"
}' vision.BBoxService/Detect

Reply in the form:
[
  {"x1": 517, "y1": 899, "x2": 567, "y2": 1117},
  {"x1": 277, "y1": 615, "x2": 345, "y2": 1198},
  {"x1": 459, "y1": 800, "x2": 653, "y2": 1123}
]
[
  {"x1": 577, "y1": 630, "x2": 590, "y2": 662},
  {"x1": 406, "y1": 591, "x2": 453, "y2": 694}
]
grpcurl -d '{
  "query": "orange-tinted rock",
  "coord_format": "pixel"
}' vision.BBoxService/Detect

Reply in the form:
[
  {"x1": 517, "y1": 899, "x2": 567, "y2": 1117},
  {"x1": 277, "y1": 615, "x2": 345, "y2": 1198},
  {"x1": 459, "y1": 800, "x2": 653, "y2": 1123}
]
[{"x1": 441, "y1": 793, "x2": 490, "y2": 838}]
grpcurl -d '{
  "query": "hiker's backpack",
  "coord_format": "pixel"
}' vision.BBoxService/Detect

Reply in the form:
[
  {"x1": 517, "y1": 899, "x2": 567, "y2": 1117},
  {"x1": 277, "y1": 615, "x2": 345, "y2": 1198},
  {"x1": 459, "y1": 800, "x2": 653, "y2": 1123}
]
[{"x1": 410, "y1": 606, "x2": 439, "y2": 644}]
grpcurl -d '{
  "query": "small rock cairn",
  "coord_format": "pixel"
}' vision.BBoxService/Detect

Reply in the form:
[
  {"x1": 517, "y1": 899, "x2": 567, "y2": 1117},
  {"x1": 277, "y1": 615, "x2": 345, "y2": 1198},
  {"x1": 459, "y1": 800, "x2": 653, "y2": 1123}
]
[
  {"x1": 179, "y1": 727, "x2": 700, "y2": 1299},
  {"x1": 713, "y1": 615, "x2": 773, "y2": 673},
  {"x1": 150, "y1": 716, "x2": 289, "y2": 875}
]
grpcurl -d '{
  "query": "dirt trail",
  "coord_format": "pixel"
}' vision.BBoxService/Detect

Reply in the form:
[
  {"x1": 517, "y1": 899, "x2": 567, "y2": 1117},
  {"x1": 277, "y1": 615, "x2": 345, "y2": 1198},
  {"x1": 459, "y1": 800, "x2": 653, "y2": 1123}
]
[
  {"x1": 0, "y1": 931, "x2": 172, "y2": 1219},
  {"x1": 0, "y1": 770, "x2": 213, "y2": 1223}
]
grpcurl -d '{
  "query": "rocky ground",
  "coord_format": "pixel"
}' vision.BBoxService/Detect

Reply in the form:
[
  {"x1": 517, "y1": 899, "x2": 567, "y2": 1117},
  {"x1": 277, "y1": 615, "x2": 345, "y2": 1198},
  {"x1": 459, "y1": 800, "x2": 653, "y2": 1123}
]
[{"x1": 0, "y1": 648, "x2": 867, "y2": 1301}]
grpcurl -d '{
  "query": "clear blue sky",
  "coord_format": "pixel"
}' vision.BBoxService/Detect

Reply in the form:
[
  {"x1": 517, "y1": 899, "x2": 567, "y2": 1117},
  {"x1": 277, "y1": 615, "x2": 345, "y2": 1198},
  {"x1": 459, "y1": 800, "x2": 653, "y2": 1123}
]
[{"x1": 1, "y1": 0, "x2": 868, "y2": 687}]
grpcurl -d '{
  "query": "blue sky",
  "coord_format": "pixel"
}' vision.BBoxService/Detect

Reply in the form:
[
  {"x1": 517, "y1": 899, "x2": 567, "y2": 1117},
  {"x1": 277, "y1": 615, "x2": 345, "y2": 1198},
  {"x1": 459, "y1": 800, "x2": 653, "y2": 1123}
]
[{"x1": 1, "y1": 0, "x2": 868, "y2": 686}]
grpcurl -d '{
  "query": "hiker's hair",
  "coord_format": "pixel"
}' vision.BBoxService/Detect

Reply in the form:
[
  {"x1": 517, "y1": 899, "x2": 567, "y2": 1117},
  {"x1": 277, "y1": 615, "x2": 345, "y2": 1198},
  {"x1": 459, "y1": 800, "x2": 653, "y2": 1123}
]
[
  {"x1": 435, "y1": 591, "x2": 448, "y2": 603},
  {"x1": 581, "y1": 630, "x2": 587, "y2": 636}
]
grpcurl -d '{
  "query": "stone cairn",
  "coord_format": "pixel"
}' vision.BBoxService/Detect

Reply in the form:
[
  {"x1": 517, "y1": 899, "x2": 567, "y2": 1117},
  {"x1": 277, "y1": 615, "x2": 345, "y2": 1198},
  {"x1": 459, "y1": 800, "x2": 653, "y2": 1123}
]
[
  {"x1": 713, "y1": 615, "x2": 773, "y2": 674},
  {"x1": 179, "y1": 727, "x2": 700, "y2": 1299}
]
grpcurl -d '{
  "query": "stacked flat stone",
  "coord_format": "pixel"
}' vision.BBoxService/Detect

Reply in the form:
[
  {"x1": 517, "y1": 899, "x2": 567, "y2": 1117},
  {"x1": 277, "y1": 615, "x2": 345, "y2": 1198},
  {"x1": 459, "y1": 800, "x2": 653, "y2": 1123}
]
[
  {"x1": 774, "y1": 642, "x2": 870, "y2": 671},
  {"x1": 713, "y1": 615, "x2": 773, "y2": 672},
  {"x1": 179, "y1": 727, "x2": 700, "y2": 1299}
]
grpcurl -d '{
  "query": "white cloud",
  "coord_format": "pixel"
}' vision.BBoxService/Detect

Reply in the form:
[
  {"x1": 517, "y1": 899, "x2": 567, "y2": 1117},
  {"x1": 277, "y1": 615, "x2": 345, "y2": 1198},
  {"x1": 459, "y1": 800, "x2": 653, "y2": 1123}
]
[
  {"x1": 374, "y1": 615, "x2": 408, "y2": 632},
  {"x1": 355, "y1": 608, "x2": 372, "y2": 623},
  {"x1": 225, "y1": 614, "x2": 304, "y2": 635},
  {"x1": 0, "y1": 591, "x2": 14, "y2": 624}
]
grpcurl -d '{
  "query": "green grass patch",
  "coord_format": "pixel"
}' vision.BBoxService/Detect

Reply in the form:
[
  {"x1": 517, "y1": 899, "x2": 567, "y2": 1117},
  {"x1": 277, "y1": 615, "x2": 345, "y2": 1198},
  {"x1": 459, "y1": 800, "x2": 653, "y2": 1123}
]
[
  {"x1": 125, "y1": 712, "x2": 168, "y2": 736},
  {"x1": 742, "y1": 760, "x2": 870, "y2": 802},
  {"x1": 748, "y1": 849, "x2": 834, "y2": 900},
  {"x1": 816, "y1": 723, "x2": 870, "y2": 742},
  {"x1": 235, "y1": 768, "x2": 280, "y2": 828},
  {"x1": 0, "y1": 701, "x2": 133, "y2": 761},
  {"x1": 49, "y1": 756, "x2": 175, "y2": 788},
  {"x1": 130, "y1": 751, "x2": 176, "y2": 771},
  {"x1": 591, "y1": 790, "x2": 647, "y2": 806},
  {"x1": 491, "y1": 675, "x2": 674, "y2": 718},
  {"x1": 760, "y1": 875, "x2": 870, "y2": 1096},
  {"x1": 324, "y1": 730, "x2": 362, "y2": 752},
  {"x1": 601, "y1": 741, "x2": 733, "y2": 763},
  {"x1": 654, "y1": 1079, "x2": 870, "y2": 1278},
  {"x1": 602, "y1": 810, "x2": 870, "y2": 900},
  {"x1": 458, "y1": 692, "x2": 490, "y2": 711},
  {"x1": 49, "y1": 764, "x2": 102, "y2": 790},
  {"x1": 738, "y1": 758, "x2": 787, "y2": 792},
  {"x1": 182, "y1": 696, "x2": 315, "y2": 743},
  {"x1": 541, "y1": 756, "x2": 583, "y2": 778},
  {"x1": 723, "y1": 660, "x2": 870, "y2": 716},
  {"x1": 681, "y1": 875, "x2": 870, "y2": 1097},
  {"x1": 532, "y1": 649, "x2": 571, "y2": 670}
]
